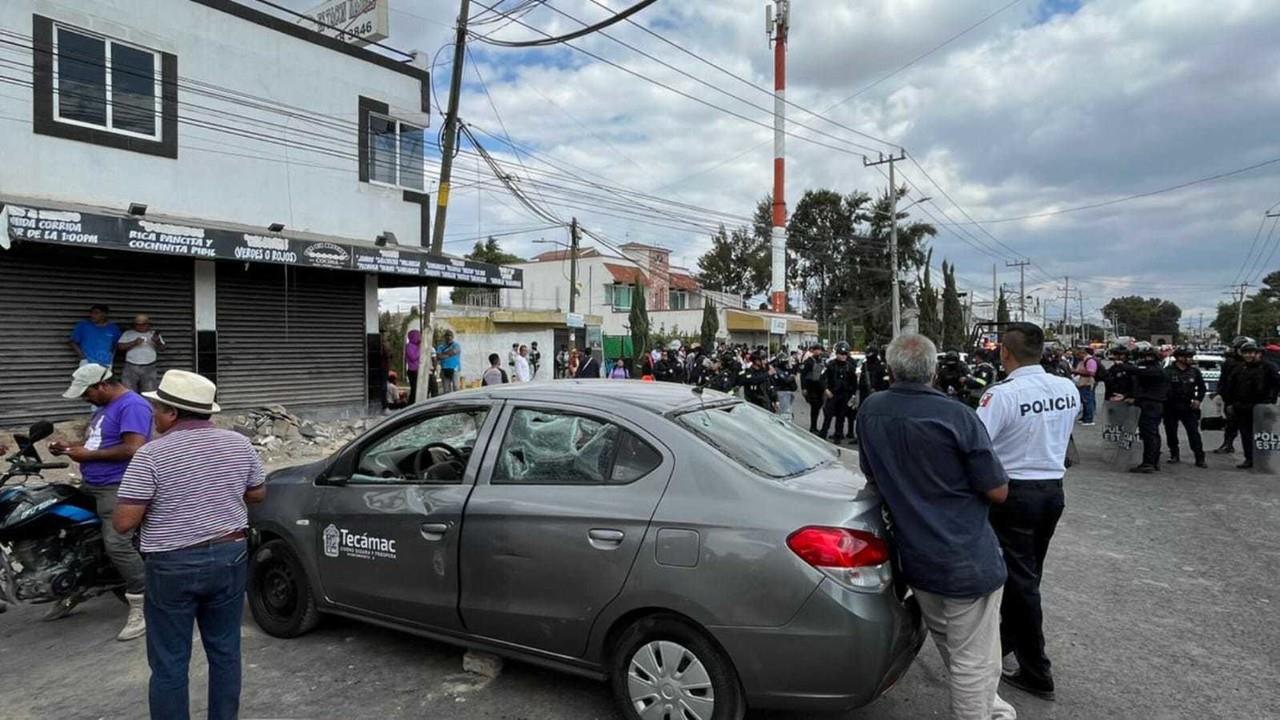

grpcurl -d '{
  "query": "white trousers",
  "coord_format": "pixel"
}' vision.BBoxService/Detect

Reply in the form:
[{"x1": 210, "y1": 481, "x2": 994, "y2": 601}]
[{"x1": 913, "y1": 587, "x2": 1017, "y2": 720}]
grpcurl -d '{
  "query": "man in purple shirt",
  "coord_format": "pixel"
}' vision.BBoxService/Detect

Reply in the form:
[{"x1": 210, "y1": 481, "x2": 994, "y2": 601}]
[{"x1": 48, "y1": 363, "x2": 152, "y2": 640}]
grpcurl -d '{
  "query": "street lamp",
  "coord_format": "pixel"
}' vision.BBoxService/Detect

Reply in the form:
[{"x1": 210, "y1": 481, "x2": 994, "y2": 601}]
[{"x1": 872, "y1": 196, "x2": 931, "y2": 217}]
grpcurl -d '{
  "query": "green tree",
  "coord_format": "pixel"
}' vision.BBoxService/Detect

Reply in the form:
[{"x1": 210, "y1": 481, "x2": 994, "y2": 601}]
[
  {"x1": 629, "y1": 282, "x2": 649, "y2": 375},
  {"x1": 942, "y1": 261, "x2": 965, "y2": 350},
  {"x1": 786, "y1": 186, "x2": 935, "y2": 344},
  {"x1": 1102, "y1": 295, "x2": 1182, "y2": 341},
  {"x1": 695, "y1": 224, "x2": 769, "y2": 300},
  {"x1": 700, "y1": 298, "x2": 719, "y2": 348},
  {"x1": 450, "y1": 237, "x2": 524, "y2": 304},
  {"x1": 997, "y1": 288, "x2": 1010, "y2": 324},
  {"x1": 916, "y1": 249, "x2": 939, "y2": 343},
  {"x1": 1211, "y1": 271, "x2": 1280, "y2": 340}
]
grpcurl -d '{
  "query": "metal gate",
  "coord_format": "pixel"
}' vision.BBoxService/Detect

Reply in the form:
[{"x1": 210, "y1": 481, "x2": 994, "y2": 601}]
[
  {"x1": 0, "y1": 244, "x2": 194, "y2": 428},
  {"x1": 215, "y1": 263, "x2": 365, "y2": 412}
]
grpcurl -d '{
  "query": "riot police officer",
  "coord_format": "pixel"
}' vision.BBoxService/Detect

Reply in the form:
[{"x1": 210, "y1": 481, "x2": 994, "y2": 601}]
[
  {"x1": 1128, "y1": 344, "x2": 1170, "y2": 473},
  {"x1": 738, "y1": 349, "x2": 778, "y2": 411},
  {"x1": 1102, "y1": 345, "x2": 1135, "y2": 401},
  {"x1": 820, "y1": 342, "x2": 858, "y2": 442},
  {"x1": 1164, "y1": 347, "x2": 1207, "y2": 467},
  {"x1": 1213, "y1": 336, "x2": 1252, "y2": 454},
  {"x1": 771, "y1": 352, "x2": 798, "y2": 419},
  {"x1": 858, "y1": 344, "x2": 891, "y2": 405},
  {"x1": 799, "y1": 344, "x2": 828, "y2": 433},
  {"x1": 934, "y1": 350, "x2": 972, "y2": 399},
  {"x1": 1226, "y1": 342, "x2": 1280, "y2": 469}
]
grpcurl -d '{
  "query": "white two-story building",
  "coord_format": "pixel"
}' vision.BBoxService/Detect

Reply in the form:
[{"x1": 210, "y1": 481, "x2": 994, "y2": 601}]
[{"x1": 0, "y1": 0, "x2": 520, "y2": 425}]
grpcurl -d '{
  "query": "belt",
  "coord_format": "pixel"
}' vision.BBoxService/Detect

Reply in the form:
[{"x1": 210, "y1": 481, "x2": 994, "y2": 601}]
[
  {"x1": 1009, "y1": 478, "x2": 1063, "y2": 488},
  {"x1": 182, "y1": 529, "x2": 246, "y2": 550}
]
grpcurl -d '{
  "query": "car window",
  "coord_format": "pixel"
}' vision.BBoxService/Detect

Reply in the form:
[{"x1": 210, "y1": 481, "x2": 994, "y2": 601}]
[
  {"x1": 675, "y1": 401, "x2": 836, "y2": 478},
  {"x1": 351, "y1": 409, "x2": 487, "y2": 484},
  {"x1": 492, "y1": 408, "x2": 661, "y2": 485}
]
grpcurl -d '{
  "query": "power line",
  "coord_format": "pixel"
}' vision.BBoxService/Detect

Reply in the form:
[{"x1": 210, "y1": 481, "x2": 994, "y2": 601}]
[{"x1": 470, "y1": 0, "x2": 658, "y2": 48}]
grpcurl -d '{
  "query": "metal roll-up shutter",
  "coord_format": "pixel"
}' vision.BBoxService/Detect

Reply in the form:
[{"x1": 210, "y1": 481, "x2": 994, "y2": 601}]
[
  {"x1": 0, "y1": 243, "x2": 194, "y2": 428},
  {"x1": 216, "y1": 263, "x2": 365, "y2": 411}
]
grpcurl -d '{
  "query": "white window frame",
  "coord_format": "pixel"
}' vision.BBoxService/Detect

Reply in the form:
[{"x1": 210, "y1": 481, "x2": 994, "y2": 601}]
[
  {"x1": 668, "y1": 289, "x2": 688, "y2": 310},
  {"x1": 51, "y1": 24, "x2": 162, "y2": 141},
  {"x1": 367, "y1": 111, "x2": 425, "y2": 192}
]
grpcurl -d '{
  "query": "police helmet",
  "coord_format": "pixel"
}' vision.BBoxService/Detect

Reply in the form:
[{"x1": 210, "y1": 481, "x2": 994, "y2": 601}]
[
  {"x1": 1109, "y1": 344, "x2": 1130, "y2": 357},
  {"x1": 944, "y1": 350, "x2": 960, "y2": 364},
  {"x1": 1233, "y1": 336, "x2": 1256, "y2": 350},
  {"x1": 1134, "y1": 344, "x2": 1159, "y2": 361},
  {"x1": 751, "y1": 348, "x2": 769, "y2": 363},
  {"x1": 1241, "y1": 342, "x2": 1261, "y2": 354},
  {"x1": 834, "y1": 341, "x2": 851, "y2": 355},
  {"x1": 1173, "y1": 346, "x2": 1195, "y2": 358}
]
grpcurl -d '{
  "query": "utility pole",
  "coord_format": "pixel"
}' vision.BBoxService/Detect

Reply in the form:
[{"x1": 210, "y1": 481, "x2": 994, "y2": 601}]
[
  {"x1": 568, "y1": 218, "x2": 579, "y2": 314},
  {"x1": 992, "y1": 264, "x2": 998, "y2": 321},
  {"x1": 1006, "y1": 259, "x2": 1029, "y2": 321},
  {"x1": 1233, "y1": 282, "x2": 1250, "y2": 336},
  {"x1": 417, "y1": 0, "x2": 471, "y2": 403},
  {"x1": 766, "y1": 0, "x2": 790, "y2": 314},
  {"x1": 864, "y1": 150, "x2": 907, "y2": 336},
  {"x1": 1076, "y1": 289, "x2": 1085, "y2": 344},
  {"x1": 1061, "y1": 276, "x2": 1070, "y2": 346}
]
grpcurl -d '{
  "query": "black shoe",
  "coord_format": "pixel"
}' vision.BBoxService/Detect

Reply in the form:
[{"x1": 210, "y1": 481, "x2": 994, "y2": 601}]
[
  {"x1": 1168, "y1": 454, "x2": 1180, "y2": 464},
  {"x1": 1213, "y1": 446, "x2": 1234, "y2": 455},
  {"x1": 831, "y1": 436, "x2": 845, "y2": 444},
  {"x1": 1238, "y1": 461, "x2": 1253, "y2": 469},
  {"x1": 1129, "y1": 464, "x2": 1157, "y2": 474},
  {"x1": 1002, "y1": 671, "x2": 1056, "y2": 701}
]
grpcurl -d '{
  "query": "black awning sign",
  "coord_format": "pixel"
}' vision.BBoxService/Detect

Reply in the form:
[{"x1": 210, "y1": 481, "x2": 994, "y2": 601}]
[{"x1": 2, "y1": 204, "x2": 522, "y2": 288}]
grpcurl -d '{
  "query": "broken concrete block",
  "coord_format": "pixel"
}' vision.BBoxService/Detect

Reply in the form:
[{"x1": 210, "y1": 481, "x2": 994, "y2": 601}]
[{"x1": 462, "y1": 650, "x2": 503, "y2": 679}]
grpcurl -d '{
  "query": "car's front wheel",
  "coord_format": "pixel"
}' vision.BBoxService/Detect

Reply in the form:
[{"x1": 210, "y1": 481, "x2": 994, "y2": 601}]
[
  {"x1": 610, "y1": 615, "x2": 745, "y2": 720},
  {"x1": 248, "y1": 539, "x2": 319, "y2": 638}
]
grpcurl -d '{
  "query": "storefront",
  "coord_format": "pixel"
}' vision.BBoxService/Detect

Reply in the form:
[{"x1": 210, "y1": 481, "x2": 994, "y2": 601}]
[{"x1": 0, "y1": 199, "x2": 522, "y2": 427}]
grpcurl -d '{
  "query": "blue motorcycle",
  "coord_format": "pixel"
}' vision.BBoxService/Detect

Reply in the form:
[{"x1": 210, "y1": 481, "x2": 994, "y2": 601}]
[{"x1": 0, "y1": 421, "x2": 125, "y2": 616}]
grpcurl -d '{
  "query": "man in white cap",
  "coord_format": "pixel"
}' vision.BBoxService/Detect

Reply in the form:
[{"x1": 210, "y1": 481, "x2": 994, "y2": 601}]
[
  {"x1": 47, "y1": 363, "x2": 152, "y2": 639},
  {"x1": 113, "y1": 370, "x2": 265, "y2": 720}
]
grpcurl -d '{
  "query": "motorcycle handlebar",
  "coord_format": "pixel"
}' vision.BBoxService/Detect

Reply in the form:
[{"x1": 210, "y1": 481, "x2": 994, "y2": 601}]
[{"x1": 33, "y1": 462, "x2": 69, "y2": 470}]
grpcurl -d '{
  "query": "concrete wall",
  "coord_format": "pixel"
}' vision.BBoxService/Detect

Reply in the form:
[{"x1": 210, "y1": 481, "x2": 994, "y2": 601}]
[{"x1": 2, "y1": 0, "x2": 426, "y2": 244}]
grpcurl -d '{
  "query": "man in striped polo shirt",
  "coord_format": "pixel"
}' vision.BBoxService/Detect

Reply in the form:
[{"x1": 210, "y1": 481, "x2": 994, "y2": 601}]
[{"x1": 113, "y1": 370, "x2": 265, "y2": 720}]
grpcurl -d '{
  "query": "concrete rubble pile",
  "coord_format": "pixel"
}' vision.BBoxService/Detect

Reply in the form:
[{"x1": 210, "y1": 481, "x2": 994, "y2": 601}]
[{"x1": 221, "y1": 405, "x2": 372, "y2": 467}]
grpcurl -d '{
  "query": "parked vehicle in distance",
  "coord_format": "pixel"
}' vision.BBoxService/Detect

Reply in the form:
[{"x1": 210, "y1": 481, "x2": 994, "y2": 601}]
[{"x1": 247, "y1": 381, "x2": 925, "y2": 719}]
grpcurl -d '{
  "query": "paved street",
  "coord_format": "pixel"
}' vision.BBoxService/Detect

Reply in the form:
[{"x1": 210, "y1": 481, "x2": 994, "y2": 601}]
[{"x1": 2, "y1": 419, "x2": 1277, "y2": 719}]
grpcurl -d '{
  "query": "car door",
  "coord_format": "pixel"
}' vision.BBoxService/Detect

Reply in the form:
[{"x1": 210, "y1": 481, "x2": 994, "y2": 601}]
[
  {"x1": 315, "y1": 400, "x2": 500, "y2": 630},
  {"x1": 459, "y1": 402, "x2": 673, "y2": 657}
]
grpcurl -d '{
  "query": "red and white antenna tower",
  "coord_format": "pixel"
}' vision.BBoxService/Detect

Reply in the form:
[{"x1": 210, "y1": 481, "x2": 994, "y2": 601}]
[{"x1": 767, "y1": 0, "x2": 790, "y2": 313}]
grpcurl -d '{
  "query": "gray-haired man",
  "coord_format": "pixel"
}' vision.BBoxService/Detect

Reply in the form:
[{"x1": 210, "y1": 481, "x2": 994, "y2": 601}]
[{"x1": 856, "y1": 333, "x2": 1016, "y2": 720}]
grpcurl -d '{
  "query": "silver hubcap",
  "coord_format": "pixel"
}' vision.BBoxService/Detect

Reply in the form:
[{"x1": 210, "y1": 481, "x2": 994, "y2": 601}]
[{"x1": 627, "y1": 640, "x2": 715, "y2": 720}]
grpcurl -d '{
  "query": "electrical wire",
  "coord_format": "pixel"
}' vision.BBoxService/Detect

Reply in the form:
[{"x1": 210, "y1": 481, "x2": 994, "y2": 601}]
[{"x1": 470, "y1": 0, "x2": 658, "y2": 48}]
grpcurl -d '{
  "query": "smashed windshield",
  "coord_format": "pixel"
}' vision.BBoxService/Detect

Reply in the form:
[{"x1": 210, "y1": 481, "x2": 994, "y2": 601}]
[{"x1": 675, "y1": 401, "x2": 836, "y2": 478}]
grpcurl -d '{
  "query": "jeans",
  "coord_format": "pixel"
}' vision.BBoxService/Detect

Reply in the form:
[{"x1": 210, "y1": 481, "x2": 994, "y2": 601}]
[
  {"x1": 145, "y1": 540, "x2": 248, "y2": 720},
  {"x1": 990, "y1": 479, "x2": 1065, "y2": 691},
  {"x1": 440, "y1": 370, "x2": 458, "y2": 394},
  {"x1": 914, "y1": 587, "x2": 1017, "y2": 720},
  {"x1": 1137, "y1": 400, "x2": 1164, "y2": 466},
  {"x1": 1077, "y1": 384, "x2": 1095, "y2": 423},
  {"x1": 1163, "y1": 402, "x2": 1204, "y2": 459},
  {"x1": 84, "y1": 484, "x2": 146, "y2": 594}
]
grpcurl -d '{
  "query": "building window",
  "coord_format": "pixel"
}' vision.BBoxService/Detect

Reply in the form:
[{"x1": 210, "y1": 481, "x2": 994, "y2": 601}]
[
  {"x1": 608, "y1": 284, "x2": 633, "y2": 310},
  {"x1": 53, "y1": 25, "x2": 161, "y2": 139},
  {"x1": 368, "y1": 112, "x2": 425, "y2": 191},
  {"x1": 668, "y1": 289, "x2": 688, "y2": 310}
]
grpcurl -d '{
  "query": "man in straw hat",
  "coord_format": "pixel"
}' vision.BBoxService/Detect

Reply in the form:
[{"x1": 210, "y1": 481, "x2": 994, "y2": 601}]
[{"x1": 113, "y1": 370, "x2": 265, "y2": 720}]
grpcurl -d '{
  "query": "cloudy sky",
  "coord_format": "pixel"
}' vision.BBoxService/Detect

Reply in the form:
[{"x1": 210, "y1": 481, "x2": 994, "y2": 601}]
[{"x1": 278, "y1": 0, "x2": 1280, "y2": 330}]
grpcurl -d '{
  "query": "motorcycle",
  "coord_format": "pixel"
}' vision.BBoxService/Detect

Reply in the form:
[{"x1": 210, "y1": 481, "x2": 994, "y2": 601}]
[{"x1": 0, "y1": 421, "x2": 125, "y2": 615}]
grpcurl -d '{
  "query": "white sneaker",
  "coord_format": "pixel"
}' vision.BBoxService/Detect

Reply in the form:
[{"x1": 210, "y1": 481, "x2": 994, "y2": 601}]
[{"x1": 118, "y1": 592, "x2": 146, "y2": 641}]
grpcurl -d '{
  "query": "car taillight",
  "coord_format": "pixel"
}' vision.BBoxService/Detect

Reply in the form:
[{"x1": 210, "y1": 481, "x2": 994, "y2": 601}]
[{"x1": 787, "y1": 526, "x2": 893, "y2": 592}]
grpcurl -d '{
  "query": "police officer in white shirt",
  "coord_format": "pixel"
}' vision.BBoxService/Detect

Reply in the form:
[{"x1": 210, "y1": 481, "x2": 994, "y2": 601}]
[{"x1": 976, "y1": 322, "x2": 1077, "y2": 703}]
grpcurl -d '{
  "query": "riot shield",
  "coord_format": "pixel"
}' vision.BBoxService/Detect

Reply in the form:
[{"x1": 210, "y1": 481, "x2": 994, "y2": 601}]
[
  {"x1": 1100, "y1": 400, "x2": 1143, "y2": 469},
  {"x1": 1251, "y1": 404, "x2": 1280, "y2": 475}
]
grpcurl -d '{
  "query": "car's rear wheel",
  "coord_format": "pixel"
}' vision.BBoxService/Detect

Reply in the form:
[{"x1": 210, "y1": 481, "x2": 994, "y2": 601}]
[
  {"x1": 248, "y1": 539, "x2": 319, "y2": 638},
  {"x1": 610, "y1": 615, "x2": 745, "y2": 720}
]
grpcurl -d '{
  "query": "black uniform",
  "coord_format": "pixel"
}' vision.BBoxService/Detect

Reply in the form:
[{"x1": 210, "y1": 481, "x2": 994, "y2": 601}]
[
  {"x1": 738, "y1": 364, "x2": 777, "y2": 411},
  {"x1": 653, "y1": 357, "x2": 684, "y2": 383},
  {"x1": 702, "y1": 364, "x2": 736, "y2": 393},
  {"x1": 935, "y1": 360, "x2": 973, "y2": 399},
  {"x1": 1102, "y1": 360, "x2": 1135, "y2": 400},
  {"x1": 1217, "y1": 354, "x2": 1242, "y2": 450},
  {"x1": 1164, "y1": 362, "x2": 1207, "y2": 463},
  {"x1": 1227, "y1": 359, "x2": 1280, "y2": 465},
  {"x1": 1130, "y1": 358, "x2": 1170, "y2": 468},
  {"x1": 800, "y1": 354, "x2": 828, "y2": 432},
  {"x1": 820, "y1": 359, "x2": 859, "y2": 441},
  {"x1": 858, "y1": 355, "x2": 891, "y2": 404}
]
